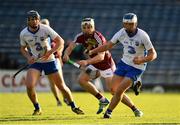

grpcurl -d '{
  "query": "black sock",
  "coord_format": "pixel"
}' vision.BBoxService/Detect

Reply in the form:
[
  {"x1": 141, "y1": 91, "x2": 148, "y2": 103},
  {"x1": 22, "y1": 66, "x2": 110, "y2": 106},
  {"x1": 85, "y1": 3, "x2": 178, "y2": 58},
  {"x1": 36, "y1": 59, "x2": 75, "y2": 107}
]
[
  {"x1": 69, "y1": 101, "x2": 76, "y2": 109},
  {"x1": 131, "y1": 105, "x2": 137, "y2": 111},
  {"x1": 106, "y1": 109, "x2": 112, "y2": 114},
  {"x1": 34, "y1": 103, "x2": 40, "y2": 110},
  {"x1": 95, "y1": 93, "x2": 103, "y2": 100},
  {"x1": 55, "y1": 97, "x2": 60, "y2": 102}
]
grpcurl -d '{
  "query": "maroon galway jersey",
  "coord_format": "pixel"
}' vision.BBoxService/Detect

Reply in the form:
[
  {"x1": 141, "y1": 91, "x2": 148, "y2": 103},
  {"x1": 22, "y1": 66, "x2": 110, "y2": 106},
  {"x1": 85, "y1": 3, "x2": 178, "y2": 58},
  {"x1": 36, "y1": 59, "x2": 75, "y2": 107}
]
[{"x1": 73, "y1": 31, "x2": 114, "y2": 70}]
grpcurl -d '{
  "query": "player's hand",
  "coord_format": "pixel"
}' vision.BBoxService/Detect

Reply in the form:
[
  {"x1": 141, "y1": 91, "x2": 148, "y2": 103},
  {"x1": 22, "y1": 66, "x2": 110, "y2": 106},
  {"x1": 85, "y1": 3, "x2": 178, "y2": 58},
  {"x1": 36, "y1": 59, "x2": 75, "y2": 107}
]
[
  {"x1": 133, "y1": 56, "x2": 145, "y2": 65},
  {"x1": 77, "y1": 60, "x2": 88, "y2": 67},
  {"x1": 27, "y1": 56, "x2": 36, "y2": 64},
  {"x1": 63, "y1": 54, "x2": 70, "y2": 62},
  {"x1": 88, "y1": 50, "x2": 93, "y2": 56},
  {"x1": 41, "y1": 50, "x2": 52, "y2": 61},
  {"x1": 84, "y1": 49, "x2": 89, "y2": 55}
]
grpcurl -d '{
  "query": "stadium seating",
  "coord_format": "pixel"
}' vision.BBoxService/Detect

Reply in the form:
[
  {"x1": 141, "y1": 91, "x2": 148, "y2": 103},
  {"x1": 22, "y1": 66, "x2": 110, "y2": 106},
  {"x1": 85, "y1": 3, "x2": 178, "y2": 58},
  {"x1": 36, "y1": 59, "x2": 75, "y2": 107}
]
[{"x1": 0, "y1": 0, "x2": 180, "y2": 87}]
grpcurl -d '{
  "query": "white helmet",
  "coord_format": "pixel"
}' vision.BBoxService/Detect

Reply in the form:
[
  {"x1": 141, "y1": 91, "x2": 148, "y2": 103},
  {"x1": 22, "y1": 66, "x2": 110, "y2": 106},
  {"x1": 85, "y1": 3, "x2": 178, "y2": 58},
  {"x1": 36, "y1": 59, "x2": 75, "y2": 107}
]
[
  {"x1": 81, "y1": 18, "x2": 95, "y2": 28},
  {"x1": 123, "y1": 13, "x2": 137, "y2": 23}
]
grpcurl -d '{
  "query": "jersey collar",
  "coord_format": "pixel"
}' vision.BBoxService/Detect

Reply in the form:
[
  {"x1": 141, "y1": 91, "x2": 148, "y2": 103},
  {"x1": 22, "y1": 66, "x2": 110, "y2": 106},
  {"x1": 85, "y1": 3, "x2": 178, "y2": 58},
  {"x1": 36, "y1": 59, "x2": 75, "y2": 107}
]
[{"x1": 125, "y1": 28, "x2": 138, "y2": 37}]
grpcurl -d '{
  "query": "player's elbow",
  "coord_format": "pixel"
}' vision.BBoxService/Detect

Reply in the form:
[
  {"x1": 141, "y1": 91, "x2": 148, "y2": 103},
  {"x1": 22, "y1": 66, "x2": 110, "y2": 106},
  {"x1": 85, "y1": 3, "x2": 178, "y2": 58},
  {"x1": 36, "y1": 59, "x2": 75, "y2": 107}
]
[
  {"x1": 59, "y1": 36, "x2": 64, "y2": 45},
  {"x1": 151, "y1": 48, "x2": 157, "y2": 61},
  {"x1": 153, "y1": 51, "x2": 157, "y2": 60},
  {"x1": 147, "y1": 48, "x2": 157, "y2": 61}
]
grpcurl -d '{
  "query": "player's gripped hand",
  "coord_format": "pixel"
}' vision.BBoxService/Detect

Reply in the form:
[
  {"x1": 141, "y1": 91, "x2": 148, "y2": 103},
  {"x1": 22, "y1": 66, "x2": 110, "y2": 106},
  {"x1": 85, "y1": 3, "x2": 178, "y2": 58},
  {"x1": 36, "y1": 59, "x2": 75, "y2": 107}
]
[
  {"x1": 88, "y1": 50, "x2": 93, "y2": 56},
  {"x1": 27, "y1": 56, "x2": 36, "y2": 64},
  {"x1": 84, "y1": 49, "x2": 89, "y2": 55},
  {"x1": 62, "y1": 54, "x2": 70, "y2": 62},
  {"x1": 133, "y1": 56, "x2": 145, "y2": 65},
  {"x1": 77, "y1": 60, "x2": 88, "y2": 67},
  {"x1": 41, "y1": 50, "x2": 52, "y2": 61}
]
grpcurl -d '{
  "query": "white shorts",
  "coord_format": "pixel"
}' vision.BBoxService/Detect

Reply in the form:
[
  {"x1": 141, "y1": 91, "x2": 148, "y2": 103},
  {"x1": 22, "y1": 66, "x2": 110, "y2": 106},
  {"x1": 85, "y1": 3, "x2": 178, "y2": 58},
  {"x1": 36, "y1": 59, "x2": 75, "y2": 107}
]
[{"x1": 86, "y1": 65, "x2": 115, "y2": 78}]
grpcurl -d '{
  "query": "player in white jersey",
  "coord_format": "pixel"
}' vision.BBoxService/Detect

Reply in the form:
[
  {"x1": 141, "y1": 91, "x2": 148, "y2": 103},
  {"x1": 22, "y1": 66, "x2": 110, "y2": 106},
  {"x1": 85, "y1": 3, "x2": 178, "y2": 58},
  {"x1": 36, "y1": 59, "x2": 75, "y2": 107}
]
[
  {"x1": 89, "y1": 13, "x2": 157, "y2": 118},
  {"x1": 20, "y1": 10, "x2": 84, "y2": 115}
]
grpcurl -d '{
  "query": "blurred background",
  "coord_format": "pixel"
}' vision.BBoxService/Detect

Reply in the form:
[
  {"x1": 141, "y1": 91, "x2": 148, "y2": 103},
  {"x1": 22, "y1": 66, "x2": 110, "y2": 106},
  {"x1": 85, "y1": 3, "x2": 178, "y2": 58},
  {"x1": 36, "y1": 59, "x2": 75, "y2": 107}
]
[{"x1": 0, "y1": 0, "x2": 180, "y2": 92}]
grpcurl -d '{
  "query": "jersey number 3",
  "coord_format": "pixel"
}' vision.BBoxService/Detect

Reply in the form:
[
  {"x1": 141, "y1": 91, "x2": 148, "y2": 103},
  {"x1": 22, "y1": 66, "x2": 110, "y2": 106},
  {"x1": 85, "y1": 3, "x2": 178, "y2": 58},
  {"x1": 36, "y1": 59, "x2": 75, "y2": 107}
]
[
  {"x1": 128, "y1": 46, "x2": 136, "y2": 54},
  {"x1": 35, "y1": 42, "x2": 43, "y2": 51}
]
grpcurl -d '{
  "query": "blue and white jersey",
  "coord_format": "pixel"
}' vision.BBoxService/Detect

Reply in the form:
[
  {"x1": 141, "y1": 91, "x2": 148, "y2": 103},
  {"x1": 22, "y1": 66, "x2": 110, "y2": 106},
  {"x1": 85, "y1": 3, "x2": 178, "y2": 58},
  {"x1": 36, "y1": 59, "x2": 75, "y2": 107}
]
[
  {"x1": 111, "y1": 28, "x2": 154, "y2": 70},
  {"x1": 20, "y1": 24, "x2": 59, "y2": 62}
]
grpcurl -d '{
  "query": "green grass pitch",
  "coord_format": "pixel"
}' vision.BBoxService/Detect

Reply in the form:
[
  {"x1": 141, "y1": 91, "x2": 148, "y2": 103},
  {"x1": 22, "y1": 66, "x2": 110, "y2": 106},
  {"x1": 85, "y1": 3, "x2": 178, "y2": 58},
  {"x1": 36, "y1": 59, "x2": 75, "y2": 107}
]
[{"x1": 0, "y1": 92, "x2": 180, "y2": 124}]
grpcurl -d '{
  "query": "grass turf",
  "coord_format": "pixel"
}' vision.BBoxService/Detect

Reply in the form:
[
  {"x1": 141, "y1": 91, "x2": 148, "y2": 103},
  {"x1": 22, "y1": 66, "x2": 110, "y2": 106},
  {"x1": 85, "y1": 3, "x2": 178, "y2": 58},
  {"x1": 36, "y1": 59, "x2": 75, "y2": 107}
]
[{"x1": 0, "y1": 92, "x2": 180, "y2": 124}]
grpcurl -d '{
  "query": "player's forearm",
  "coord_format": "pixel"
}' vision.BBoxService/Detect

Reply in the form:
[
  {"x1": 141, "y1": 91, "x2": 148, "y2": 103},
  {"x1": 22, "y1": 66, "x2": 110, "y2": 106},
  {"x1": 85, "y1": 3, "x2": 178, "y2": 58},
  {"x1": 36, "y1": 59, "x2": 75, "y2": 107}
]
[
  {"x1": 90, "y1": 42, "x2": 113, "y2": 55},
  {"x1": 86, "y1": 53, "x2": 105, "y2": 64},
  {"x1": 143, "y1": 48, "x2": 157, "y2": 62},
  {"x1": 51, "y1": 36, "x2": 64, "y2": 55},
  {"x1": 20, "y1": 47, "x2": 31, "y2": 59},
  {"x1": 64, "y1": 43, "x2": 76, "y2": 56}
]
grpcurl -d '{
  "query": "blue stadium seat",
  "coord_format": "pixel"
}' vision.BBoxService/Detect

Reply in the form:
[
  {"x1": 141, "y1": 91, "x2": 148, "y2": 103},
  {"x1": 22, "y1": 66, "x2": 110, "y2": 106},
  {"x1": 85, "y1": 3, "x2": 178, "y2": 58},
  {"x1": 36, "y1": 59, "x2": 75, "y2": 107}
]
[{"x1": 0, "y1": 0, "x2": 180, "y2": 84}]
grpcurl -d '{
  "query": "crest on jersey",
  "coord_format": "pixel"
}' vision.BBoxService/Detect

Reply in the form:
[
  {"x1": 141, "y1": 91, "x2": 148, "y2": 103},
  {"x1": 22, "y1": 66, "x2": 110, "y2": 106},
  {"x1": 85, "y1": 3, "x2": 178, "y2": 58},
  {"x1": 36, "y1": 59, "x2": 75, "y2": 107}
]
[
  {"x1": 86, "y1": 38, "x2": 97, "y2": 46},
  {"x1": 84, "y1": 38, "x2": 97, "y2": 53},
  {"x1": 37, "y1": 46, "x2": 47, "y2": 58},
  {"x1": 135, "y1": 41, "x2": 139, "y2": 46},
  {"x1": 40, "y1": 37, "x2": 45, "y2": 41}
]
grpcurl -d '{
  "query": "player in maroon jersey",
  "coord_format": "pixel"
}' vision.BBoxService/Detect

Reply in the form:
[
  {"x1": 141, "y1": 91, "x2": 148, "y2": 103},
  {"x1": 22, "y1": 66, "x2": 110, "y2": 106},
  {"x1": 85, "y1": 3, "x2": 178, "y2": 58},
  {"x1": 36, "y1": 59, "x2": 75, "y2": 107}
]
[{"x1": 63, "y1": 18, "x2": 115, "y2": 114}]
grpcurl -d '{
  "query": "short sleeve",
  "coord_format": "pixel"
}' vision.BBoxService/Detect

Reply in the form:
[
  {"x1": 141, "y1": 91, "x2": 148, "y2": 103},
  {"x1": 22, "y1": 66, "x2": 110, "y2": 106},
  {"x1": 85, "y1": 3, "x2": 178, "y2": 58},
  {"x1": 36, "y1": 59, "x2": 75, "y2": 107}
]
[
  {"x1": 110, "y1": 29, "x2": 125, "y2": 44},
  {"x1": 142, "y1": 32, "x2": 154, "y2": 50},
  {"x1": 20, "y1": 31, "x2": 26, "y2": 46},
  {"x1": 45, "y1": 25, "x2": 59, "y2": 40}
]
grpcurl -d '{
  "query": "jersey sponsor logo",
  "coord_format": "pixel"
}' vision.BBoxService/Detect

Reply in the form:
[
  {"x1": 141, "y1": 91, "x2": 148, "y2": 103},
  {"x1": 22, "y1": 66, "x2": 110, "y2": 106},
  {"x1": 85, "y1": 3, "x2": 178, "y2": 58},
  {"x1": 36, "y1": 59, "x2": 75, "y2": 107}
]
[
  {"x1": 105, "y1": 72, "x2": 112, "y2": 75},
  {"x1": 129, "y1": 38, "x2": 134, "y2": 41},
  {"x1": 124, "y1": 41, "x2": 128, "y2": 44},
  {"x1": 28, "y1": 39, "x2": 33, "y2": 42}
]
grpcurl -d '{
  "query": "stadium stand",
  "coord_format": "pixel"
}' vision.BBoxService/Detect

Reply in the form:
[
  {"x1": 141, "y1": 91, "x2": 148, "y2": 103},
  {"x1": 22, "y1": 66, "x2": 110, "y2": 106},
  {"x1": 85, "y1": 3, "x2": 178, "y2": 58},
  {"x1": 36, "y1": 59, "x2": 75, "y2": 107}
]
[{"x1": 0, "y1": 0, "x2": 180, "y2": 89}]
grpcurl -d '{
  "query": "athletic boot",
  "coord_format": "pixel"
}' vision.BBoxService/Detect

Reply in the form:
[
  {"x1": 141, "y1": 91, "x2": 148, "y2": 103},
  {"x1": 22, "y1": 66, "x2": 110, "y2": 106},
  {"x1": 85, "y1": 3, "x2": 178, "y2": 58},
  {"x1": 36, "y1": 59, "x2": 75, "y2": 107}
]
[
  {"x1": 133, "y1": 81, "x2": 142, "y2": 95},
  {"x1": 103, "y1": 111, "x2": 112, "y2": 118},
  {"x1": 57, "y1": 100, "x2": 62, "y2": 106},
  {"x1": 72, "y1": 107, "x2": 84, "y2": 115},
  {"x1": 96, "y1": 98, "x2": 109, "y2": 114},
  {"x1": 32, "y1": 109, "x2": 42, "y2": 115},
  {"x1": 134, "y1": 109, "x2": 143, "y2": 117}
]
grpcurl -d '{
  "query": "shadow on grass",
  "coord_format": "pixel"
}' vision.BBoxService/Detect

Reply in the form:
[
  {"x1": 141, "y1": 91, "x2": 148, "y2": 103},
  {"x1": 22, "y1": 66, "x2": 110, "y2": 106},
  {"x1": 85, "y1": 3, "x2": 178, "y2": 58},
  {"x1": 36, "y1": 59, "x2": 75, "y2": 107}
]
[{"x1": 0, "y1": 115, "x2": 90, "y2": 122}]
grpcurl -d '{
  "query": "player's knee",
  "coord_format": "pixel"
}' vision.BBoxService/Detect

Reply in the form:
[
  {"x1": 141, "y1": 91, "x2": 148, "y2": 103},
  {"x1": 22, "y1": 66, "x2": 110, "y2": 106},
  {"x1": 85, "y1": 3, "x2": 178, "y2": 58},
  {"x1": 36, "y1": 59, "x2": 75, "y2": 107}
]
[
  {"x1": 25, "y1": 82, "x2": 34, "y2": 89},
  {"x1": 57, "y1": 83, "x2": 67, "y2": 91},
  {"x1": 78, "y1": 79, "x2": 85, "y2": 86},
  {"x1": 78, "y1": 76, "x2": 88, "y2": 85},
  {"x1": 110, "y1": 87, "x2": 115, "y2": 95}
]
